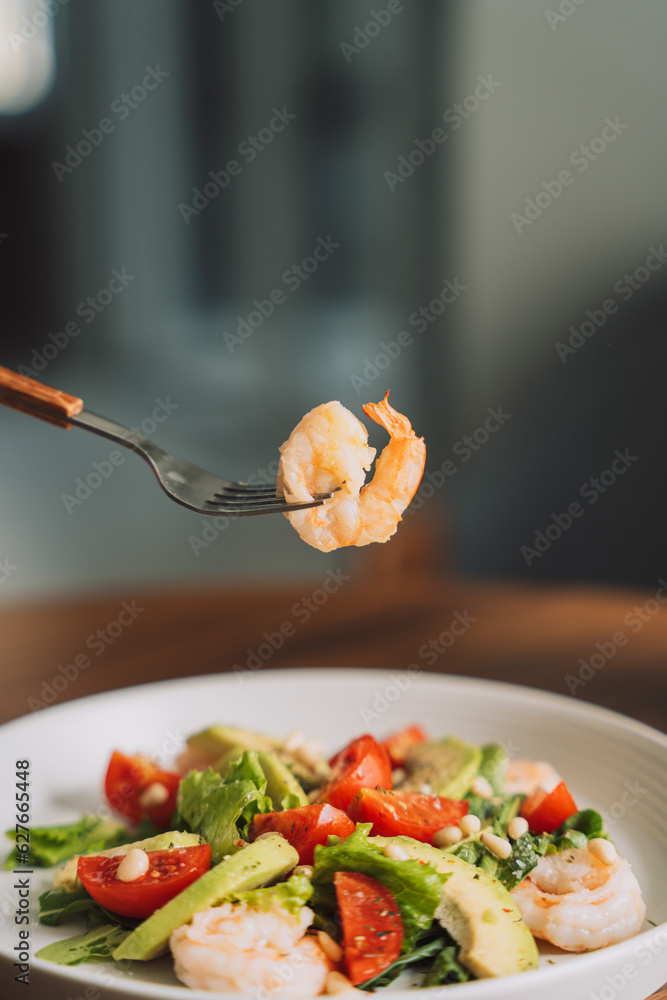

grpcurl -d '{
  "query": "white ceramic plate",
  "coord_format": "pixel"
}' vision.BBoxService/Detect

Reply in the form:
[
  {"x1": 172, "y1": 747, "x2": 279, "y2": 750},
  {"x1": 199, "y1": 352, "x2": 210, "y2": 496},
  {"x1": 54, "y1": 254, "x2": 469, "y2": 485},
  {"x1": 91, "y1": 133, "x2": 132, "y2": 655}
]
[{"x1": 1, "y1": 669, "x2": 666, "y2": 1000}]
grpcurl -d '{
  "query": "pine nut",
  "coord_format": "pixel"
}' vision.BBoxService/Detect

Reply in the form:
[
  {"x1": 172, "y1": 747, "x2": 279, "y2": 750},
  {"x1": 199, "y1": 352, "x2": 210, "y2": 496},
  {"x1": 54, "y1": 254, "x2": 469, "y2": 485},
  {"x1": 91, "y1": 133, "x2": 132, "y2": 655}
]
[
  {"x1": 318, "y1": 931, "x2": 343, "y2": 963},
  {"x1": 480, "y1": 830, "x2": 512, "y2": 859},
  {"x1": 459, "y1": 814, "x2": 481, "y2": 836},
  {"x1": 116, "y1": 848, "x2": 150, "y2": 882},
  {"x1": 470, "y1": 776, "x2": 493, "y2": 799},
  {"x1": 588, "y1": 838, "x2": 618, "y2": 866},
  {"x1": 507, "y1": 816, "x2": 529, "y2": 840},
  {"x1": 294, "y1": 865, "x2": 314, "y2": 878},
  {"x1": 432, "y1": 826, "x2": 463, "y2": 848},
  {"x1": 138, "y1": 782, "x2": 169, "y2": 809}
]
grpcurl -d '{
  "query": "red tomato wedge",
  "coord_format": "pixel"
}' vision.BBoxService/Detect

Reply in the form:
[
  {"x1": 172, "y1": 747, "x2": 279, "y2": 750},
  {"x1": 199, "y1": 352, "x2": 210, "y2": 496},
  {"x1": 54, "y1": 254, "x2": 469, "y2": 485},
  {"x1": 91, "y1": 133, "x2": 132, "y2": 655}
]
[
  {"x1": 249, "y1": 803, "x2": 355, "y2": 865},
  {"x1": 77, "y1": 843, "x2": 211, "y2": 919},
  {"x1": 520, "y1": 780, "x2": 578, "y2": 834},
  {"x1": 318, "y1": 735, "x2": 392, "y2": 813},
  {"x1": 348, "y1": 788, "x2": 468, "y2": 842},
  {"x1": 334, "y1": 871, "x2": 403, "y2": 985},
  {"x1": 104, "y1": 751, "x2": 180, "y2": 831},
  {"x1": 381, "y1": 725, "x2": 428, "y2": 768}
]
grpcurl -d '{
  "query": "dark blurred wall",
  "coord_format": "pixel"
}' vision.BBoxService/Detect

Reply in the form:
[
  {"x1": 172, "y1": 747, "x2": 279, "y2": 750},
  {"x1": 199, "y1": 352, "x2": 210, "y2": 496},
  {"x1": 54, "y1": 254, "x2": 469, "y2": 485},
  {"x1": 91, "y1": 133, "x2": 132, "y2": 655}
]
[{"x1": 0, "y1": 0, "x2": 665, "y2": 598}]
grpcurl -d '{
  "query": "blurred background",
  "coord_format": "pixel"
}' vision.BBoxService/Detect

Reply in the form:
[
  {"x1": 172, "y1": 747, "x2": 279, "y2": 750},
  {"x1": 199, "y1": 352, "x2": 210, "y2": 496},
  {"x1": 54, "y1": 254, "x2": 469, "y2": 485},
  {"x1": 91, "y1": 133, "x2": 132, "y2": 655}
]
[{"x1": 0, "y1": 0, "x2": 666, "y2": 600}]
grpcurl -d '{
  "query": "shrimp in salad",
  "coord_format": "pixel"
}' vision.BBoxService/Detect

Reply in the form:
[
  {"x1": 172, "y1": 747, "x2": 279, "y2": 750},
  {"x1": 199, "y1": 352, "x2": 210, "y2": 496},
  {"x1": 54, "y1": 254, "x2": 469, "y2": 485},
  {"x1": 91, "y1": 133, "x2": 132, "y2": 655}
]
[
  {"x1": 170, "y1": 901, "x2": 331, "y2": 996},
  {"x1": 510, "y1": 842, "x2": 646, "y2": 952},
  {"x1": 504, "y1": 758, "x2": 562, "y2": 796},
  {"x1": 277, "y1": 393, "x2": 426, "y2": 552}
]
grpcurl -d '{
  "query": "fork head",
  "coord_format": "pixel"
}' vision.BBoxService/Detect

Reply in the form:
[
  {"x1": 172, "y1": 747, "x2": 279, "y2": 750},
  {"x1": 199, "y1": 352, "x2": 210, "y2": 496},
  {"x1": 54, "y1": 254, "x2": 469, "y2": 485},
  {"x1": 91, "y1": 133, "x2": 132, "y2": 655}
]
[{"x1": 155, "y1": 456, "x2": 335, "y2": 517}]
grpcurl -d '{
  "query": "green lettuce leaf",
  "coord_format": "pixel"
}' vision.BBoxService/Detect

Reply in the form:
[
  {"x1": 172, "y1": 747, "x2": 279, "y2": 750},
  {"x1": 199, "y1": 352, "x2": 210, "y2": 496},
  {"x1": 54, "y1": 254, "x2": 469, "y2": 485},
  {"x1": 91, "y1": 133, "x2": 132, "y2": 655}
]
[
  {"x1": 311, "y1": 825, "x2": 447, "y2": 951},
  {"x1": 232, "y1": 874, "x2": 313, "y2": 915},
  {"x1": 36, "y1": 924, "x2": 130, "y2": 965},
  {"x1": 4, "y1": 815, "x2": 128, "y2": 869},
  {"x1": 174, "y1": 752, "x2": 275, "y2": 863},
  {"x1": 174, "y1": 770, "x2": 260, "y2": 863}
]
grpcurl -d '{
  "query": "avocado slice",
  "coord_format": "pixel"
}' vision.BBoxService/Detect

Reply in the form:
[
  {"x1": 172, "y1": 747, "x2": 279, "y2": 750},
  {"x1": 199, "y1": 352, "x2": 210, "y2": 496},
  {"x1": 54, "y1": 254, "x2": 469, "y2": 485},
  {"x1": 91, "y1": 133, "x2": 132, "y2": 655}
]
[
  {"x1": 112, "y1": 833, "x2": 298, "y2": 962},
  {"x1": 214, "y1": 748, "x2": 308, "y2": 807},
  {"x1": 369, "y1": 835, "x2": 538, "y2": 979},
  {"x1": 185, "y1": 725, "x2": 279, "y2": 769},
  {"x1": 54, "y1": 830, "x2": 205, "y2": 892},
  {"x1": 257, "y1": 751, "x2": 308, "y2": 806},
  {"x1": 399, "y1": 737, "x2": 482, "y2": 798}
]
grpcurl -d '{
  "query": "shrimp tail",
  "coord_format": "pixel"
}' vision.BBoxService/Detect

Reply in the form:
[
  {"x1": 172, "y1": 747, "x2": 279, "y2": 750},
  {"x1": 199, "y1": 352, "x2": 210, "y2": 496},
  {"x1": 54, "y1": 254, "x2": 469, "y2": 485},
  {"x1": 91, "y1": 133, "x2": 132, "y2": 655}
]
[{"x1": 362, "y1": 391, "x2": 419, "y2": 440}]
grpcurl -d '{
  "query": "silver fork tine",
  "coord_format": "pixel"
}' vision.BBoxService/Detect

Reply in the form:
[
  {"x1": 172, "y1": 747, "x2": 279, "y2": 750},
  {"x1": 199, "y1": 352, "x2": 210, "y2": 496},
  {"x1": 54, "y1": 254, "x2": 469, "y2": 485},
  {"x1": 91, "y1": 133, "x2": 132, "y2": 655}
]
[
  {"x1": 0, "y1": 366, "x2": 335, "y2": 518},
  {"x1": 205, "y1": 493, "x2": 333, "y2": 510}
]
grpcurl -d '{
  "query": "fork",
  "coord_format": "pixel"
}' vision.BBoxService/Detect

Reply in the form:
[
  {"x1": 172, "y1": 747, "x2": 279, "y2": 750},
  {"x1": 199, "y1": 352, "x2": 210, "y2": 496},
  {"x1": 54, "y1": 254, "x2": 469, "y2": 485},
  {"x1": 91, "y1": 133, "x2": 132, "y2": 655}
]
[{"x1": 0, "y1": 366, "x2": 333, "y2": 517}]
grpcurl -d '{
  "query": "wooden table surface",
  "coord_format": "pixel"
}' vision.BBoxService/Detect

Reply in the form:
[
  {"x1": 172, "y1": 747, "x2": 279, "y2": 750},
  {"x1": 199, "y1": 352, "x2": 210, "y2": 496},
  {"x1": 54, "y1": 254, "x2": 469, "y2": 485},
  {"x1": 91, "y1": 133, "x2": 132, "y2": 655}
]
[{"x1": 1, "y1": 542, "x2": 666, "y2": 996}]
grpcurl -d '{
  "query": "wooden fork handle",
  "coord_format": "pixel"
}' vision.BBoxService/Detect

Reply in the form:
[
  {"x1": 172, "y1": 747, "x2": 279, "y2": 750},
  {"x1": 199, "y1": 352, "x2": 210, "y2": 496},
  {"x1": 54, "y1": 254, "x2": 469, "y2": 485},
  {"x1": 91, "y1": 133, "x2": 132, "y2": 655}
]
[{"x1": 0, "y1": 365, "x2": 84, "y2": 428}]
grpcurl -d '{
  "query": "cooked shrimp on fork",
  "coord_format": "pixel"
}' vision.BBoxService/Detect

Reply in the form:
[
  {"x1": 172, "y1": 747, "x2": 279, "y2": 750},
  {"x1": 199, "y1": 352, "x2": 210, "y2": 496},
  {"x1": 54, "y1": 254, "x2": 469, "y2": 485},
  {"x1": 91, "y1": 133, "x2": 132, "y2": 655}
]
[{"x1": 277, "y1": 393, "x2": 426, "y2": 552}]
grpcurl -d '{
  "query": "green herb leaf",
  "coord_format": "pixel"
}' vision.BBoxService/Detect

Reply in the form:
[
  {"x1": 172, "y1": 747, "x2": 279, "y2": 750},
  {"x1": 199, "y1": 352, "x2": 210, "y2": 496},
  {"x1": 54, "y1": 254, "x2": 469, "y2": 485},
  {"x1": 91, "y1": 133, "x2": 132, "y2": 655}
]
[
  {"x1": 478, "y1": 743, "x2": 508, "y2": 795},
  {"x1": 358, "y1": 935, "x2": 447, "y2": 990},
  {"x1": 421, "y1": 943, "x2": 470, "y2": 986},
  {"x1": 4, "y1": 815, "x2": 128, "y2": 870},
  {"x1": 38, "y1": 888, "x2": 136, "y2": 930},
  {"x1": 36, "y1": 924, "x2": 130, "y2": 965}
]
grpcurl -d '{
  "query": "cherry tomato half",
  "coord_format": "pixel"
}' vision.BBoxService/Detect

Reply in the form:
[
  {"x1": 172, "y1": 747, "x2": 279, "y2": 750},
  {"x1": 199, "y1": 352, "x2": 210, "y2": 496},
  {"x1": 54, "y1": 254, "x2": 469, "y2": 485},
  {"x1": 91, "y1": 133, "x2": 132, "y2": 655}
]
[
  {"x1": 104, "y1": 751, "x2": 180, "y2": 831},
  {"x1": 77, "y1": 843, "x2": 211, "y2": 919},
  {"x1": 348, "y1": 787, "x2": 468, "y2": 842},
  {"x1": 334, "y1": 871, "x2": 403, "y2": 985},
  {"x1": 520, "y1": 780, "x2": 578, "y2": 834},
  {"x1": 381, "y1": 725, "x2": 428, "y2": 768},
  {"x1": 318, "y1": 735, "x2": 392, "y2": 813},
  {"x1": 249, "y1": 803, "x2": 355, "y2": 866}
]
